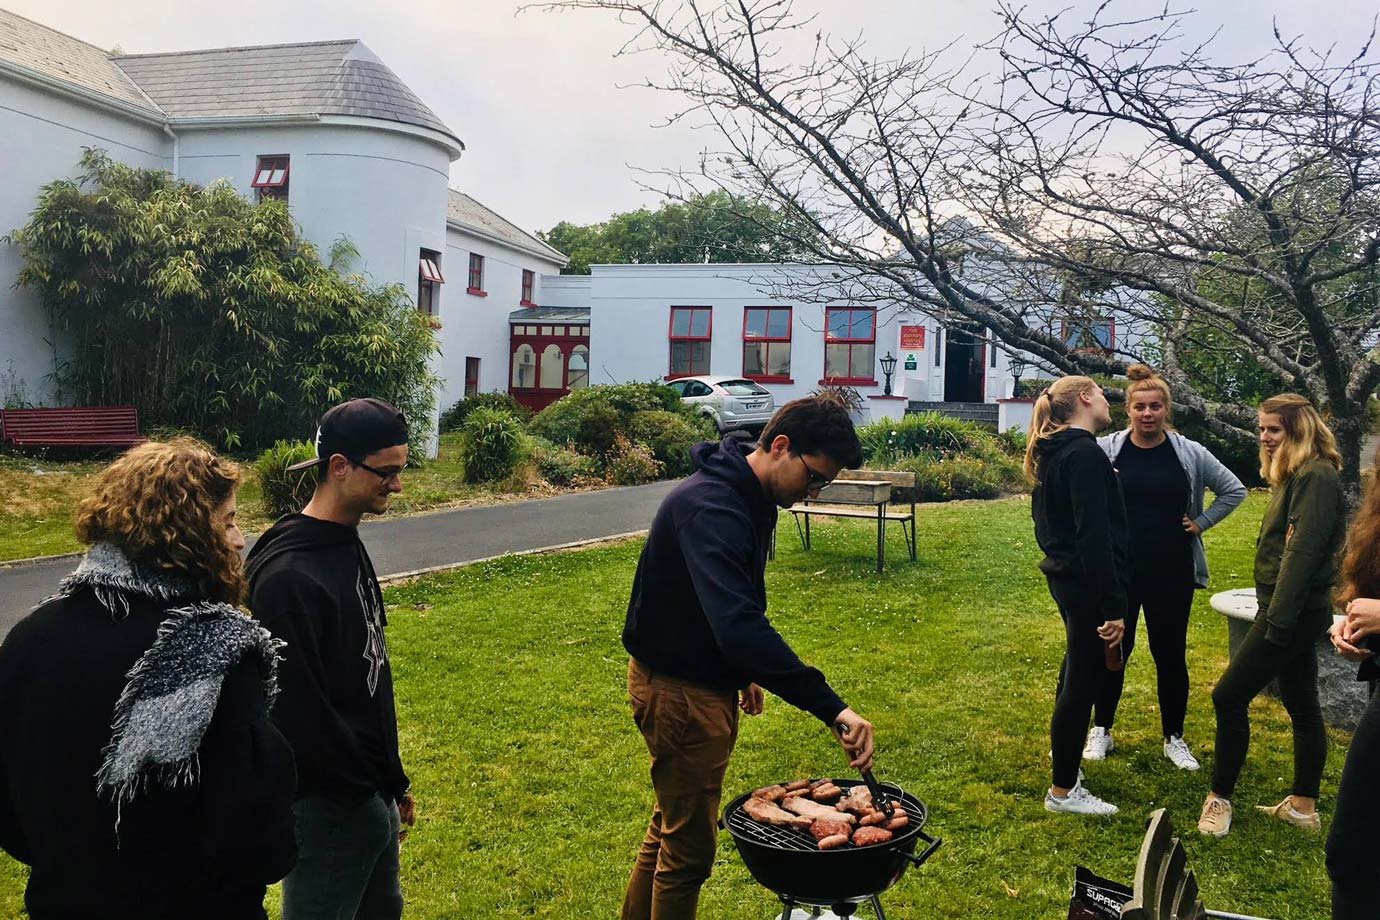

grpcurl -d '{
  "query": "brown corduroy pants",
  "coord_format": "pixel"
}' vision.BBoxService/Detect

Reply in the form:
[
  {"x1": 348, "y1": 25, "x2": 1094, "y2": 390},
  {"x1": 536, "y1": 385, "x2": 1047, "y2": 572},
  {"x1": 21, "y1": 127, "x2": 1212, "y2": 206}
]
[{"x1": 621, "y1": 658, "x2": 740, "y2": 920}]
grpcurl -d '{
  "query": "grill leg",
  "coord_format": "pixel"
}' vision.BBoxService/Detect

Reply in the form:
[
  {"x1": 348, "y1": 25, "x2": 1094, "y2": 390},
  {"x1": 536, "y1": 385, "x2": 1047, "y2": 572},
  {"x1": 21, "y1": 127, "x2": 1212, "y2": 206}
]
[{"x1": 869, "y1": 895, "x2": 887, "y2": 920}]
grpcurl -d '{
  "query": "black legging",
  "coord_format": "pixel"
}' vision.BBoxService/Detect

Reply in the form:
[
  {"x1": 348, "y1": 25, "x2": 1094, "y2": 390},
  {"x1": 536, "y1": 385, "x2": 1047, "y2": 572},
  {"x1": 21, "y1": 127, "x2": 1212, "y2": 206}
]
[
  {"x1": 1328, "y1": 683, "x2": 1380, "y2": 919},
  {"x1": 1210, "y1": 615, "x2": 1326, "y2": 800},
  {"x1": 1094, "y1": 567, "x2": 1195, "y2": 738},
  {"x1": 1048, "y1": 575, "x2": 1112, "y2": 790}
]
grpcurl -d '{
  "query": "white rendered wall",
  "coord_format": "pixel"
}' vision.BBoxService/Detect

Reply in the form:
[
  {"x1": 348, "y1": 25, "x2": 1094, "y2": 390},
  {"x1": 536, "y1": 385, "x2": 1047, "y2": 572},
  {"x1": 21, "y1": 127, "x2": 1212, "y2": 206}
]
[
  {"x1": 175, "y1": 124, "x2": 451, "y2": 291},
  {"x1": 436, "y1": 225, "x2": 564, "y2": 413},
  {"x1": 587, "y1": 263, "x2": 934, "y2": 423},
  {"x1": 0, "y1": 81, "x2": 170, "y2": 405}
]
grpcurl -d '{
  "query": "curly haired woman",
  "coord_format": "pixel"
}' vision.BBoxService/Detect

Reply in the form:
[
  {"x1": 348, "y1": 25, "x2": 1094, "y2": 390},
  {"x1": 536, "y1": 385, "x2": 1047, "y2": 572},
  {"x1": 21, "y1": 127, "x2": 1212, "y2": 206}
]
[
  {"x1": 1326, "y1": 445, "x2": 1380, "y2": 918},
  {"x1": 0, "y1": 439, "x2": 297, "y2": 920}
]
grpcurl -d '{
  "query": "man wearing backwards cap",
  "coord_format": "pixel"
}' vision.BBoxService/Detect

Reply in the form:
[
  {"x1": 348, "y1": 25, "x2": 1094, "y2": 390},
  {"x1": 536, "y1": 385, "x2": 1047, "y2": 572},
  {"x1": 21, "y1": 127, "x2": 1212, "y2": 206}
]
[{"x1": 246, "y1": 398, "x2": 414, "y2": 920}]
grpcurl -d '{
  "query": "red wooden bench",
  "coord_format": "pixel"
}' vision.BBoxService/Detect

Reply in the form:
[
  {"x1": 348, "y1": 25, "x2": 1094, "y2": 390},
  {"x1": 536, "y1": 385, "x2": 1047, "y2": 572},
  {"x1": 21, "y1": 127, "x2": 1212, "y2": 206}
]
[{"x1": 0, "y1": 406, "x2": 146, "y2": 448}]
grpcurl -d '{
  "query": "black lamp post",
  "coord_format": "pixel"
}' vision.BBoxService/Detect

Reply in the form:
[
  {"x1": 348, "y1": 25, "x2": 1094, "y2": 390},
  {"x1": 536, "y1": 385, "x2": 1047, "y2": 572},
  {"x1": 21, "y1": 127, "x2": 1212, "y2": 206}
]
[
  {"x1": 880, "y1": 351, "x2": 898, "y2": 396},
  {"x1": 1008, "y1": 354, "x2": 1029, "y2": 398}
]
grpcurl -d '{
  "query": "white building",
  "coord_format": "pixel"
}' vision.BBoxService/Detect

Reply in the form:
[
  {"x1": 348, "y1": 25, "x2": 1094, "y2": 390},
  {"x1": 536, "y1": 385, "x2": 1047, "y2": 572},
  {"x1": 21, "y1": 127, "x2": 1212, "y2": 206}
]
[
  {"x1": 0, "y1": 8, "x2": 565, "y2": 424},
  {"x1": 1, "y1": 7, "x2": 1140, "y2": 436},
  {"x1": 520, "y1": 262, "x2": 1145, "y2": 425}
]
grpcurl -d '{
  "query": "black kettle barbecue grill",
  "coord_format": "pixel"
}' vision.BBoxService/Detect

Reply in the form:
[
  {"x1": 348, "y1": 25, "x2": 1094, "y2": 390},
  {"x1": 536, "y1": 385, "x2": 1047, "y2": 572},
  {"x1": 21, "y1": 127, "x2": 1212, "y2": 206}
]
[{"x1": 721, "y1": 779, "x2": 942, "y2": 919}]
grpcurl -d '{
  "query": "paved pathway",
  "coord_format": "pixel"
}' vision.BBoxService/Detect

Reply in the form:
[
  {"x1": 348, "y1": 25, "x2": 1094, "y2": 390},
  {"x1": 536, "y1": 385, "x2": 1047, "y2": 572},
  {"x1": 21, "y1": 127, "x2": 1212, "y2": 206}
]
[{"x1": 0, "y1": 480, "x2": 678, "y2": 640}]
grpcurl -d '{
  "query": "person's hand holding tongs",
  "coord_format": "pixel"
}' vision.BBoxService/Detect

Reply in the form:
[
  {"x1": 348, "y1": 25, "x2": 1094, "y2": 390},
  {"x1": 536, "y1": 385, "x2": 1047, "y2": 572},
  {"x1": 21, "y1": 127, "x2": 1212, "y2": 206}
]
[{"x1": 834, "y1": 713, "x2": 891, "y2": 815}]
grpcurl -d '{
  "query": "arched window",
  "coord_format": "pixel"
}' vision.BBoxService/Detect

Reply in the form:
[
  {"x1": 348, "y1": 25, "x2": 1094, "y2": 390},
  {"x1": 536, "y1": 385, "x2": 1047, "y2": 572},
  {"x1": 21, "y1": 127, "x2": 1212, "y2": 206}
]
[
  {"x1": 540, "y1": 344, "x2": 564, "y2": 389},
  {"x1": 511, "y1": 344, "x2": 536, "y2": 389},
  {"x1": 567, "y1": 346, "x2": 589, "y2": 389}
]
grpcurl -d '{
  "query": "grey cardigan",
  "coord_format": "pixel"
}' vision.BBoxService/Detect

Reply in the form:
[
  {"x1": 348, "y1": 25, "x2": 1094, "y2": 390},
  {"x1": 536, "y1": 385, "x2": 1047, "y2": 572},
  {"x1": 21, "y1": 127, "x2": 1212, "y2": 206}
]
[{"x1": 1097, "y1": 429, "x2": 1247, "y2": 589}]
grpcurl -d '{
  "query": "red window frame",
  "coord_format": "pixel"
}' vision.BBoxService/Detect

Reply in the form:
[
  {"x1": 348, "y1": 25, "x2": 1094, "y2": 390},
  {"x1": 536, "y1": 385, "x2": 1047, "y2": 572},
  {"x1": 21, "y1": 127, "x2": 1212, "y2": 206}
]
[
  {"x1": 467, "y1": 253, "x2": 486, "y2": 296},
  {"x1": 521, "y1": 269, "x2": 536, "y2": 307},
  {"x1": 464, "y1": 357, "x2": 480, "y2": 396},
  {"x1": 1060, "y1": 318, "x2": 1116, "y2": 353},
  {"x1": 417, "y1": 250, "x2": 443, "y2": 317},
  {"x1": 742, "y1": 306, "x2": 793, "y2": 383},
  {"x1": 667, "y1": 306, "x2": 712, "y2": 379},
  {"x1": 251, "y1": 155, "x2": 289, "y2": 202},
  {"x1": 823, "y1": 307, "x2": 878, "y2": 385}
]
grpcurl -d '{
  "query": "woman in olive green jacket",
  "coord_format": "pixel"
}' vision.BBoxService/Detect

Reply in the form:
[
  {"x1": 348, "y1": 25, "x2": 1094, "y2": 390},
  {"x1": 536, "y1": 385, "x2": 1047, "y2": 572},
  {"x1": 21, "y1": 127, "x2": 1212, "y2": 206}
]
[{"x1": 1197, "y1": 394, "x2": 1346, "y2": 838}]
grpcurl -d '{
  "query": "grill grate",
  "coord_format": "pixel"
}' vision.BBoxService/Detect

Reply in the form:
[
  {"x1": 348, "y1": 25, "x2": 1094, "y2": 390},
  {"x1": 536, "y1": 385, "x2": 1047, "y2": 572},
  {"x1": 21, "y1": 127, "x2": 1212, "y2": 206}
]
[
  {"x1": 725, "y1": 808, "x2": 819, "y2": 852},
  {"x1": 724, "y1": 784, "x2": 920, "y2": 853}
]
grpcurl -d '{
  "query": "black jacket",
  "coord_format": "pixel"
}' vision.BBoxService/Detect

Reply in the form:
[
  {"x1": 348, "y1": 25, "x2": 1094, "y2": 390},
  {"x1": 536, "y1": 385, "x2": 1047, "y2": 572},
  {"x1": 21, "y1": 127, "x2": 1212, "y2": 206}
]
[
  {"x1": 623, "y1": 439, "x2": 847, "y2": 724},
  {"x1": 1031, "y1": 428, "x2": 1132, "y2": 626},
  {"x1": 246, "y1": 514, "x2": 409, "y2": 804},
  {"x1": 0, "y1": 570, "x2": 296, "y2": 920}
]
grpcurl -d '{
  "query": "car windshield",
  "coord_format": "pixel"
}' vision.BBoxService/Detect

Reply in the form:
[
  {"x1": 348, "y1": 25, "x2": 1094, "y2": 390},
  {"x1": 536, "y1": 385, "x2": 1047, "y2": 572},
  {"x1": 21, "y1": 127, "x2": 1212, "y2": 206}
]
[{"x1": 717, "y1": 380, "x2": 769, "y2": 396}]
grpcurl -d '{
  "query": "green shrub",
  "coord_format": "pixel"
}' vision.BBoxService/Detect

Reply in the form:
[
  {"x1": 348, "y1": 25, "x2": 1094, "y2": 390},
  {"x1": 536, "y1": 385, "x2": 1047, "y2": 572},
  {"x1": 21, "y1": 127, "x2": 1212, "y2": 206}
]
[
  {"x1": 439, "y1": 392, "x2": 532, "y2": 432},
  {"x1": 532, "y1": 380, "x2": 695, "y2": 457},
  {"x1": 460, "y1": 408, "x2": 527, "y2": 483},
  {"x1": 529, "y1": 383, "x2": 683, "y2": 448},
  {"x1": 995, "y1": 427, "x2": 1027, "y2": 458},
  {"x1": 7, "y1": 150, "x2": 438, "y2": 452},
  {"x1": 629, "y1": 410, "x2": 714, "y2": 477},
  {"x1": 892, "y1": 454, "x2": 1023, "y2": 502},
  {"x1": 858, "y1": 412, "x2": 1007, "y2": 465},
  {"x1": 605, "y1": 435, "x2": 664, "y2": 485},
  {"x1": 532, "y1": 437, "x2": 601, "y2": 486},
  {"x1": 253, "y1": 440, "x2": 318, "y2": 518}
]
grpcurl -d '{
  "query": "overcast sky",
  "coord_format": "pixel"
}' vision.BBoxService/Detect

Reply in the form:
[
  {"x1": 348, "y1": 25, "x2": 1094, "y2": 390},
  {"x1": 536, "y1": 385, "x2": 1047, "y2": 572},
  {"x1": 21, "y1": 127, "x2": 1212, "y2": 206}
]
[{"x1": 14, "y1": 0, "x2": 1378, "y2": 234}]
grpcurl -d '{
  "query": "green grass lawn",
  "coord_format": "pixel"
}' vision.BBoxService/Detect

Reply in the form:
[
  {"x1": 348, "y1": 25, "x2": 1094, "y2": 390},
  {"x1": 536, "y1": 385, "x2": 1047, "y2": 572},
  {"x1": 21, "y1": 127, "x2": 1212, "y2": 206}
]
[
  {"x1": 0, "y1": 491, "x2": 1344, "y2": 917},
  {"x1": 0, "y1": 432, "x2": 593, "y2": 563}
]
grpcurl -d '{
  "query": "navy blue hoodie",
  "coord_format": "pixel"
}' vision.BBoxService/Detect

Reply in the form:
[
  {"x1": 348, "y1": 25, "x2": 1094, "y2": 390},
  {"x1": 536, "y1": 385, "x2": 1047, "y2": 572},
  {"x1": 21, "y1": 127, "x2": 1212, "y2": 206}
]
[{"x1": 622, "y1": 439, "x2": 847, "y2": 724}]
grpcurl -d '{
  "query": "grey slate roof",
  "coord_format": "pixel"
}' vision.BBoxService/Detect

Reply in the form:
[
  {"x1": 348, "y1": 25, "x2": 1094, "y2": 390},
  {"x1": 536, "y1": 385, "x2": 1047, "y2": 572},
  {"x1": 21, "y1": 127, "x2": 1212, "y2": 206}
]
[
  {"x1": 113, "y1": 40, "x2": 460, "y2": 146},
  {"x1": 0, "y1": 8, "x2": 160, "y2": 112},
  {"x1": 448, "y1": 190, "x2": 567, "y2": 264},
  {"x1": 508, "y1": 306, "x2": 590, "y2": 323}
]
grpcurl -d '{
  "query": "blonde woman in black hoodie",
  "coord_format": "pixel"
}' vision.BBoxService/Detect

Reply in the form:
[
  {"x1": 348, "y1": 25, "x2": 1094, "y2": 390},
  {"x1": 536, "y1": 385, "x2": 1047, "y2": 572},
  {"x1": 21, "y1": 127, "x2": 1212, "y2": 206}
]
[{"x1": 1025, "y1": 376, "x2": 1129, "y2": 816}]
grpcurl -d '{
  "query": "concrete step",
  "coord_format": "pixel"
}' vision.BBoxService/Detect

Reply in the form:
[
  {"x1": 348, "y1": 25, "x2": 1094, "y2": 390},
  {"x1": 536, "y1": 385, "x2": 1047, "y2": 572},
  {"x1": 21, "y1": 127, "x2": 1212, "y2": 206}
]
[{"x1": 907, "y1": 401, "x2": 999, "y2": 424}]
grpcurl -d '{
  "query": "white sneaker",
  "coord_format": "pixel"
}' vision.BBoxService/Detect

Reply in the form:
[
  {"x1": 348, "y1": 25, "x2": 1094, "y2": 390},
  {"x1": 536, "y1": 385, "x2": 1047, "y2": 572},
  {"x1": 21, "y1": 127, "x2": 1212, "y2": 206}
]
[
  {"x1": 1163, "y1": 735, "x2": 1201, "y2": 771},
  {"x1": 1082, "y1": 727, "x2": 1115, "y2": 761},
  {"x1": 1045, "y1": 781, "x2": 1119, "y2": 816}
]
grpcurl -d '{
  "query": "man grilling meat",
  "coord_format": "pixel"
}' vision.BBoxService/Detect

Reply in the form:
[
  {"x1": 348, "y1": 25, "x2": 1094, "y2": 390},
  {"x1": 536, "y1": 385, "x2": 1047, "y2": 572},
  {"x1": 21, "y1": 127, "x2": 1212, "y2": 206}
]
[{"x1": 620, "y1": 395, "x2": 876, "y2": 920}]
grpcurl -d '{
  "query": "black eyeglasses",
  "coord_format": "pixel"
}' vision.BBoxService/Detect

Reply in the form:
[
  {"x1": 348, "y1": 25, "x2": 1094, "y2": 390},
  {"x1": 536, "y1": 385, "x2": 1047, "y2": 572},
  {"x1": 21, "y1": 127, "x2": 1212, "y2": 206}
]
[
  {"x1": 799, "y1": 455, "x2": 835, "y2": 493},
  {"x1": 351, "y1": 459, "x2": 403, "y2": 484}
]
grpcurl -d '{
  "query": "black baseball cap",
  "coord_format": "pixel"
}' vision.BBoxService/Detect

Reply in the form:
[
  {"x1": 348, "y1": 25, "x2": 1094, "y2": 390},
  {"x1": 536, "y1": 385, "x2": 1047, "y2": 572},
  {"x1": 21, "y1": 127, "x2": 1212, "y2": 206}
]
[{"x1": 286, "y1": 398, "x2": 410, "y2": 472}]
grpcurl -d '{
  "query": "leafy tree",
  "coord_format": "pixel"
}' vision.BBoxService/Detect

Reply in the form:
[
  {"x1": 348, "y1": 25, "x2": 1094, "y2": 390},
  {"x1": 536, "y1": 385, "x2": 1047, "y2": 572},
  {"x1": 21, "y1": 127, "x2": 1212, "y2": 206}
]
[
  {"x1": 6, "y1": 149, "x2": 439, "y2": 451},
  {"x1": 538, "y1": 190, "x2": 818, "y2": 273}
]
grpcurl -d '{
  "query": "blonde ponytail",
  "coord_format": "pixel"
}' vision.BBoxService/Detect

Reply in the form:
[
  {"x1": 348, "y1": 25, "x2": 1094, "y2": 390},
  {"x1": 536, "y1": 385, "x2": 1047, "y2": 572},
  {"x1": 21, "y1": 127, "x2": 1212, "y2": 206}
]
[{"x1": 1023, "y1": 375, "x2": 1099, "y2": 483}]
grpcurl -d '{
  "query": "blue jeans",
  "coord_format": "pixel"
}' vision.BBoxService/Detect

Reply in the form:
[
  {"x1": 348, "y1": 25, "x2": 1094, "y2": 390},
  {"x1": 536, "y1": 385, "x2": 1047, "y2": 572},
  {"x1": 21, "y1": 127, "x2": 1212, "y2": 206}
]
[{"x1": 282, "y1": 793, "x2": 402, "y2": 920}]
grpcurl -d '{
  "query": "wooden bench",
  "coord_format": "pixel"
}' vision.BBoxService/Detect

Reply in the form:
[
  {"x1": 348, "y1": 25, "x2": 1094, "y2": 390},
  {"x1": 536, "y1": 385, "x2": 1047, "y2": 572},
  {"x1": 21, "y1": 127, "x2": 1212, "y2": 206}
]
[
  {"x1": 0, "y1": 406, "x2": 145, "y2": 449},
  {"x1": 1122, "y1": 809, "x2": 1271, "y2": 920},
  {"x1": 786, "y1": 470, "x2": 917, "y2": 574}
]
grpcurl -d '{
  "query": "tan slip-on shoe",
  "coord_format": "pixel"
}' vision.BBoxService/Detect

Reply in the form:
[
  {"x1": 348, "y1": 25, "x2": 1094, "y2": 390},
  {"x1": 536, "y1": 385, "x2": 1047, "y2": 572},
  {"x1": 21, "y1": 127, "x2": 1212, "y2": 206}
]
[
  {"x1": 1255, "y1": 798, "x2": 1321, "y2": 832},
  {"x1": 1198, "y1": 796, "x2": 1232, "y2": 837}
]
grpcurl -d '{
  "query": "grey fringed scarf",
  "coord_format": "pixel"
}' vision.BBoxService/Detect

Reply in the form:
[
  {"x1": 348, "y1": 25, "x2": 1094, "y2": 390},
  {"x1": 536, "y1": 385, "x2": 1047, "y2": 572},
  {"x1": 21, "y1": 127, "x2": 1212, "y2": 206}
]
[{"x1": 56, "y1": 543, "x2": 283, "y2": 815}]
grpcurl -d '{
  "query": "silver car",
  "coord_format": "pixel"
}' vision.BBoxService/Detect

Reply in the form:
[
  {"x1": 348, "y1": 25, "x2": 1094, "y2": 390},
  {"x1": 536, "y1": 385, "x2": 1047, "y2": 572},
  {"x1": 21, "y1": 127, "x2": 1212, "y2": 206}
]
[{"x1": 667, "y1": 375, "x2": 776, "y2": 434}]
